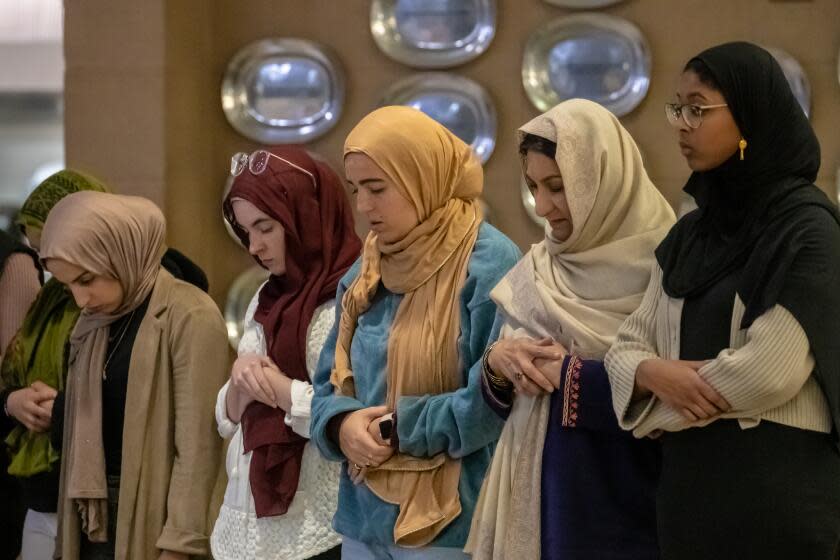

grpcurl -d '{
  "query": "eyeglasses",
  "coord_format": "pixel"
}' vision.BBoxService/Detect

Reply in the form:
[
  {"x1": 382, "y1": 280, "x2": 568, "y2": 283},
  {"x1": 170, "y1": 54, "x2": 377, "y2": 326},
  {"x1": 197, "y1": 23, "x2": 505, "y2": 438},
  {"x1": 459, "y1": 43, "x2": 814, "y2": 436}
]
[
  {"x1": 664, "y1": 103, "x2": 728, "y2": 129},
  {"x1": 230, "y1": 150, "x2": 316, "y2": 189}
]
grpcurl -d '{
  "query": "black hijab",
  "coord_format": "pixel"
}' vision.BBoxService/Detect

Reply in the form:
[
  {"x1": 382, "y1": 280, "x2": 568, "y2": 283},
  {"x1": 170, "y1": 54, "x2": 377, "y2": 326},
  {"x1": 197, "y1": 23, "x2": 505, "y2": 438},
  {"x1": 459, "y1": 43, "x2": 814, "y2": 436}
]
[{"x1": 656, "y1": 41, "x2": 840, "y2": 446}]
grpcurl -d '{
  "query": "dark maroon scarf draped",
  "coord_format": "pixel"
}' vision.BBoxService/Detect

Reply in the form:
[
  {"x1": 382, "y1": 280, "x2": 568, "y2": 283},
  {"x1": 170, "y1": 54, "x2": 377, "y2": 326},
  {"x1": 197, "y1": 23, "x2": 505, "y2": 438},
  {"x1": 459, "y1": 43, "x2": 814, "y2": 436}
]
[{"x1": 223, "y1": 146, "x2": 361, "y2": 517}]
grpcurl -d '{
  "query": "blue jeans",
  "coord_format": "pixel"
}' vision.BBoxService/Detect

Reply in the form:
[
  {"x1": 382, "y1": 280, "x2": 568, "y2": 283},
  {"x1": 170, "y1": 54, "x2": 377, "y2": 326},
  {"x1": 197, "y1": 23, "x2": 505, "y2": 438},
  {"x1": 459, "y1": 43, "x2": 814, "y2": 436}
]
[{"x1": 341, "y1": 536, "x2": 469, "y2": 560}]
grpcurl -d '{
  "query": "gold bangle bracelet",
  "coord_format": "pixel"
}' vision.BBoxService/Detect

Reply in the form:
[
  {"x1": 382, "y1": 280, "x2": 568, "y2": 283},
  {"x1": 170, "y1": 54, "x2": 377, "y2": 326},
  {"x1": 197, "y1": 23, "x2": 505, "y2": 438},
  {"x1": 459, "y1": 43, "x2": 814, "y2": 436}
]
[{"x1": 482, "y1": 341, "x2": 512, "y2": 390}]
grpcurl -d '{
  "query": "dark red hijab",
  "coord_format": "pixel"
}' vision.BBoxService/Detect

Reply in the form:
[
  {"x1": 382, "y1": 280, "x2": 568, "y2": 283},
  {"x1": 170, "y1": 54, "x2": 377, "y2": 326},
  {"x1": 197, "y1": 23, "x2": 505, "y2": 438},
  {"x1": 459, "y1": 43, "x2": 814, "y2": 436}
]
[{"x1": 223, "y1": 146, "x2": 361, "y2": 517}]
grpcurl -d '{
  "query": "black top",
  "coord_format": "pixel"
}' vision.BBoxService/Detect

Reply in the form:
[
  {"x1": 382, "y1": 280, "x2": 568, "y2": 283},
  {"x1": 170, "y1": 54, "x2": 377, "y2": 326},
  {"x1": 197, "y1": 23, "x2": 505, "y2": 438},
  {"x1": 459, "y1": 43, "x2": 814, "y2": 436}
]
[
  {"x1": 102, "y1": 295, "x2": 150, "y2": 476},
  {"x1": 679, "y1": 268, "x2": 739, "y2": 362}
]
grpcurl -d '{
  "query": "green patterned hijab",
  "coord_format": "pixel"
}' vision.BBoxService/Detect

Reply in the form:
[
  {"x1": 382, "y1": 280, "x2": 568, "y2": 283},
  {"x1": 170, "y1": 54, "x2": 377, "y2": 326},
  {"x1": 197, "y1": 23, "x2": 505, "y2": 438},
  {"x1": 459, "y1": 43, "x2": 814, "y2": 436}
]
[
  {"x1": 17, "y1": 169, "x2": 107, "y2": 233},
  {"x1": 2, "y1": 169, "x2": 109, "y2": 477}
]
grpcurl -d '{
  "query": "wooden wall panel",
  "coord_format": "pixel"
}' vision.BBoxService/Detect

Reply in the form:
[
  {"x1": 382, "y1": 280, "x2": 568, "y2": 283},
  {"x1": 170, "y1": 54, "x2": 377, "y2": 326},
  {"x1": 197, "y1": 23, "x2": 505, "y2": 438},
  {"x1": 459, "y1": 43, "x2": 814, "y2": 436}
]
[{"x1": 65, "y1": 0, "x2": 840, "y2": 302}]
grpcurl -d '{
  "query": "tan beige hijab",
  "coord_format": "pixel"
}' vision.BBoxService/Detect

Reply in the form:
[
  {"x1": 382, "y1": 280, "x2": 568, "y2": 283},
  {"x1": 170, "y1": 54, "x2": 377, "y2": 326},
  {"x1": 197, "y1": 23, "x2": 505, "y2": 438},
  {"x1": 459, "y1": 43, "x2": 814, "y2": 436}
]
[
  {"x1": 330, "y1": 106, "x2": 482, "y2": 547},
  {"x1": 466, "y1": 99, "x2": 675, "y2": 559},
  {"x1": 40, "y1": 191, "x2": 165, "y2": 544}
]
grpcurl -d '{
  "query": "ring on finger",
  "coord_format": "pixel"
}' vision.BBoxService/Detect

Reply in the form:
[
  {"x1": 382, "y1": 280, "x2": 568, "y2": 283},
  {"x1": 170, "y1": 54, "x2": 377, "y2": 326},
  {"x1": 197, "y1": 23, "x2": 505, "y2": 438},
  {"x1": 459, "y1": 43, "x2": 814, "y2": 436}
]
[
  {"x1": 515, "y1": 371, "x2": 524, "y2": 381},
  {"x1": 353, "y1": 463, "x2": 362, "y2": 471}
]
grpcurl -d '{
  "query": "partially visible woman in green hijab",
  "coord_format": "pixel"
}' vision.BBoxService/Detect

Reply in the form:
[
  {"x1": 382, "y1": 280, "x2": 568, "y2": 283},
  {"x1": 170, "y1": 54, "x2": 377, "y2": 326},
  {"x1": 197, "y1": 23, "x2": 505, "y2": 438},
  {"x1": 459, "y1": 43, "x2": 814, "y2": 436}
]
[{"x1": 0, "y1": 170, "x2": 108, "y2": 560}]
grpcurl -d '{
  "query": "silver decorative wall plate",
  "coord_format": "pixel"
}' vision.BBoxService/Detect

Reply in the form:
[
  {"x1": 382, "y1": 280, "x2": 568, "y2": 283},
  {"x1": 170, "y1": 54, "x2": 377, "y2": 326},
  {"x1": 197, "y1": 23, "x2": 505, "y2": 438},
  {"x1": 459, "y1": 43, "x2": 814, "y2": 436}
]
[
  {"x1": 221, "y1": 173, "x2": 242, "y2": 245},
  {"x1": 221, "y1": 38, "x2": 345, "y2": 143},
  {"x1": 544, "y1": 0, "x2": 624, "y2": 7},
  {"x1": 380, "y1": 73, "x2": 497, "y2": 163},
  {"x1": 766, "y1": 47, "x2": 811, "y2": 118},
  {"x1": 225, "y1": 266, "x2": 271, "y2": 349},
  {"x1": 522, "y1": 14, "x2": 651, "y2": 116},
  {"x1": 370, "y1": 0, "x2": 496, "y2": 68}
]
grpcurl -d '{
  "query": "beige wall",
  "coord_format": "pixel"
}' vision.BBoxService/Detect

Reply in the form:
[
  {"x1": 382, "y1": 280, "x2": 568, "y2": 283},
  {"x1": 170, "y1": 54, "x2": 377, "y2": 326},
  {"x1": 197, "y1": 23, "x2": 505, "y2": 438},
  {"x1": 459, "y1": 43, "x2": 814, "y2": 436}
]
[{"x1": 64, "y1": 0, "x2": 840, "y2": 303}]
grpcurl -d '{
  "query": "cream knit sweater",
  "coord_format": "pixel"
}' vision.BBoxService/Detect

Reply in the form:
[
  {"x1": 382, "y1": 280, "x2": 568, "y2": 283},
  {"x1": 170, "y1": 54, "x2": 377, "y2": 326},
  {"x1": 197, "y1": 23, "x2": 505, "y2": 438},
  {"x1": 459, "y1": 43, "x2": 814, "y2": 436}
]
[{"x1": 605, "y1": 263, "x2": 831, "y2": 438}]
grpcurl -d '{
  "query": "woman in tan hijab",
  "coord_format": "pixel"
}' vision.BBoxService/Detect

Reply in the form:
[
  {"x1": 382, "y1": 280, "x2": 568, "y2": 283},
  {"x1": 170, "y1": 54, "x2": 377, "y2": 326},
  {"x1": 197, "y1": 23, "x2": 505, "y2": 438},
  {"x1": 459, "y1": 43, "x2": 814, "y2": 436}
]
[
  {"x1": 40, "y1": 191, "x2": 228, "y2": 560},
  {"x1": 309, "y1": 106, "x2": 521, "y2": 559},
  {"x1": 465, "y1": 99, "x2": 675, "y2": 559}
]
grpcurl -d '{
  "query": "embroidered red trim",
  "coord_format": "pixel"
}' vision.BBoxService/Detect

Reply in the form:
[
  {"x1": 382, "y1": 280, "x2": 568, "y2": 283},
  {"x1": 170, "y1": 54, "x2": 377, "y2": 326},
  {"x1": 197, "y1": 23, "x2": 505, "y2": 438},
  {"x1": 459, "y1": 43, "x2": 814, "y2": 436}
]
[{"x1": 561, "y1": 355, "x2": 583, "y2": 427}]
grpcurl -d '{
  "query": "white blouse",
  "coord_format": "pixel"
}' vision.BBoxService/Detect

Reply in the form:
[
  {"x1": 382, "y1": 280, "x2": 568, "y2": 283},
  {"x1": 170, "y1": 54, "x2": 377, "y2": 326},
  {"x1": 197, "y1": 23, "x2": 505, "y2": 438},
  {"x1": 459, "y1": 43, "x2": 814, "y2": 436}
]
[{"x1": 211, "y1": 287, "x2": 341, "y2": 560}]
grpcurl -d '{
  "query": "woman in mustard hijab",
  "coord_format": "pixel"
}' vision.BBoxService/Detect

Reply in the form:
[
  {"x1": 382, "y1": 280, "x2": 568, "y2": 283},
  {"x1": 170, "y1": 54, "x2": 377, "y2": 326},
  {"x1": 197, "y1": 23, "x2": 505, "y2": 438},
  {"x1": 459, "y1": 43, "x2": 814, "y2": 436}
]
[{"x1": 310, "y1": 106, "x2": 521, "y2": 558}]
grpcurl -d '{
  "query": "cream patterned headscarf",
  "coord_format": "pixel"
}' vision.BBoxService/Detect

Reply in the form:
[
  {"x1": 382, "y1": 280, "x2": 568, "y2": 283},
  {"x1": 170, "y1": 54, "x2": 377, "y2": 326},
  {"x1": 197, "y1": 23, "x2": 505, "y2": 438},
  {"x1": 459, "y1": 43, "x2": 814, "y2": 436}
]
[{"x1": 467, "y1": 99, "x2": 675, "y2": 559}]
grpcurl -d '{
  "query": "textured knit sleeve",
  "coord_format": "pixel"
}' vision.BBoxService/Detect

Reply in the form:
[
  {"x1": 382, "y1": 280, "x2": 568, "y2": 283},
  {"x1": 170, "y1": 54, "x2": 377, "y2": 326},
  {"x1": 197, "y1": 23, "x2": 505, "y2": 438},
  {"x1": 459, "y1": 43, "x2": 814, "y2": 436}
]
[
  {"x1": 215, "y1": 382, "x2": 237, "y2": 439},
  {"x1": 605, "y1": 263, "x2": 664, "y2": 431},
  {"x1": 282, "y1": 301, "x2": 336, "y2": 438},
  {"x1": 214, "y1": 286, "x2": 264, "y2": 438},
  {"x1": 699, "y1": 304, "x2": 813, "y2": 415},
  {"x1": 0, "y1": 253, "x2": 40, "y2": 362},
  {"x1": 236, "y1": 285, "x2": 266, "y2": 357},
  {"x1": 310, "y1": 268, "x2": 367, "y2": 463},
  {"x1": 617, "y1": 304, "x2": 818, "y2": 437}
]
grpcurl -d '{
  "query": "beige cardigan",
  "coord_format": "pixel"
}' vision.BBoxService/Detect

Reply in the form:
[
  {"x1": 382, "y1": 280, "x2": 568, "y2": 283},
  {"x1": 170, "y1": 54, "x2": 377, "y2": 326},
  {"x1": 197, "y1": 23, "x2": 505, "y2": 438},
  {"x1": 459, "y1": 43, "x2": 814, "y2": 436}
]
[
  {"x1": 58, "y1": 270, "x2": 229, "y2": 559},
  {"x1": 605, "y1": 263, "x2": 831, "y2": 438}
]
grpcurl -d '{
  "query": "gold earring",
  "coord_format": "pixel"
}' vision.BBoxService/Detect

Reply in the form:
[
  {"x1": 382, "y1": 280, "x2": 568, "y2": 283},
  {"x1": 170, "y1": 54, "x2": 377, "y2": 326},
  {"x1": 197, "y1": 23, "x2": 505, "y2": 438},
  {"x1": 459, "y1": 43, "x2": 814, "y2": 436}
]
[{"x1": 739, "y1": 138, "x2": 747, "y2": 161}]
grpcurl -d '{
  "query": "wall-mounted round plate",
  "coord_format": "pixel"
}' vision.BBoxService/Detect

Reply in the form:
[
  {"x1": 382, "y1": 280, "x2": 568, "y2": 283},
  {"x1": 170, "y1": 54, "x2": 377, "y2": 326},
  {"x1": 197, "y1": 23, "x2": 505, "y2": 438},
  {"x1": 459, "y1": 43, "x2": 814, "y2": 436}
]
[
  {"x1": 380, "y1": 73, "x2": 497, "y2": 163},
  {"x1": 522, "y1": 13, "x2": 651, "y2": 116},
  {"x1": 225, "y1": 266, "x2": 270, "y2": 349},
  {"x1": 221, "y1": 173, "x2": 242, "y2": 245},
  {"x1": 370, "y1": 0, "x2": 496, "y2": 68},
  {"x1": 221, "y1": 38, "x2": 345, "y2": 143},
  {"x1": 765, "y1": 47, "x2": 811, "y2": 118}
]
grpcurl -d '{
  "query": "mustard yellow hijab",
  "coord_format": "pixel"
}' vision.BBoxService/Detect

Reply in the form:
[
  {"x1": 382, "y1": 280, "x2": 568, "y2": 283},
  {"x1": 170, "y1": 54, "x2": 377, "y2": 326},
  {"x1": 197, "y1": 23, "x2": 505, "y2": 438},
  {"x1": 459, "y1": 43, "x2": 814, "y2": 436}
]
[{"x1": 330, "y1": 106, "x2": 482, "y2": 546}]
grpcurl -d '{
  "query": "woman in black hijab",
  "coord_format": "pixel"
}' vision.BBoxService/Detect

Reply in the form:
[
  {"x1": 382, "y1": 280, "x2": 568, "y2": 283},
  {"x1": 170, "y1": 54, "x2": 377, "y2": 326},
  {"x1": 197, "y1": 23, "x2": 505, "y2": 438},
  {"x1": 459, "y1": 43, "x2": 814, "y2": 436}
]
[{"x1": 606, "y1": 41, "x2": 840, "y2": 559}]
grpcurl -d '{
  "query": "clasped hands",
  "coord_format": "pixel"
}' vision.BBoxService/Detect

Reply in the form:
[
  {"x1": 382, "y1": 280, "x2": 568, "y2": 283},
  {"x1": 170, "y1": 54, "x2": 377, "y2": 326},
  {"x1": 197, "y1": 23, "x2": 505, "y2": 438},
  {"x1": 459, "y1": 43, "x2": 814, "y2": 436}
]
[
  {"x1": 6, "y1": 381, "x2": 57, "y2": 432},
  {"x1": 487, "y1": 337, "x2": 568, "y2": 397},
  {"x1": 226, "y1": 354, "x2": 292, "y2": 423}
]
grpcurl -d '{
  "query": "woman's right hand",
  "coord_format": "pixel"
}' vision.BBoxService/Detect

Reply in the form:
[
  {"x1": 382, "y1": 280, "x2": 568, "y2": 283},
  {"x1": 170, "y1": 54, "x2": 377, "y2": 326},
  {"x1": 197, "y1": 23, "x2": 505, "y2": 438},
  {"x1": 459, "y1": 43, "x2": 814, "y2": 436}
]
[
  {"x1": 487, "y1": 337, "x2": 567, "y2": 396},
  {"x1": 636, "y1": 358, "x2": 731, "y2": 421},
  {"x1": 338, "y1": 406, "x2": 394, "y2": 477},
  {"x1": 6, "y1": 383, "x2": 56, "y2": 433}
]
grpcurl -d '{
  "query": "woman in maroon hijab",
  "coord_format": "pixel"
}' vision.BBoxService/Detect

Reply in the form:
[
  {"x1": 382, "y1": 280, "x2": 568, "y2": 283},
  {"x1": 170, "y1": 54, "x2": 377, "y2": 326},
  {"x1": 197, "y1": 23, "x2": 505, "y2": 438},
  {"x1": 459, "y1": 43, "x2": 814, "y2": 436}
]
[{"x1": 211, "y1": 147, "x2": 361, "y2": 560}]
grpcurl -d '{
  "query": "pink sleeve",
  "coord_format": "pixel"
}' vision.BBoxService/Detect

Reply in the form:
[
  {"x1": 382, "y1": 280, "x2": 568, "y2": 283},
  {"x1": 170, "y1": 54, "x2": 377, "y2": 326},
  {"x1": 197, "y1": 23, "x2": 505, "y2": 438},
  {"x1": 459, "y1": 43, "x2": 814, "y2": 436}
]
[{"x1": 0, "y1": 253, "x2": 40, "y2": 357}]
